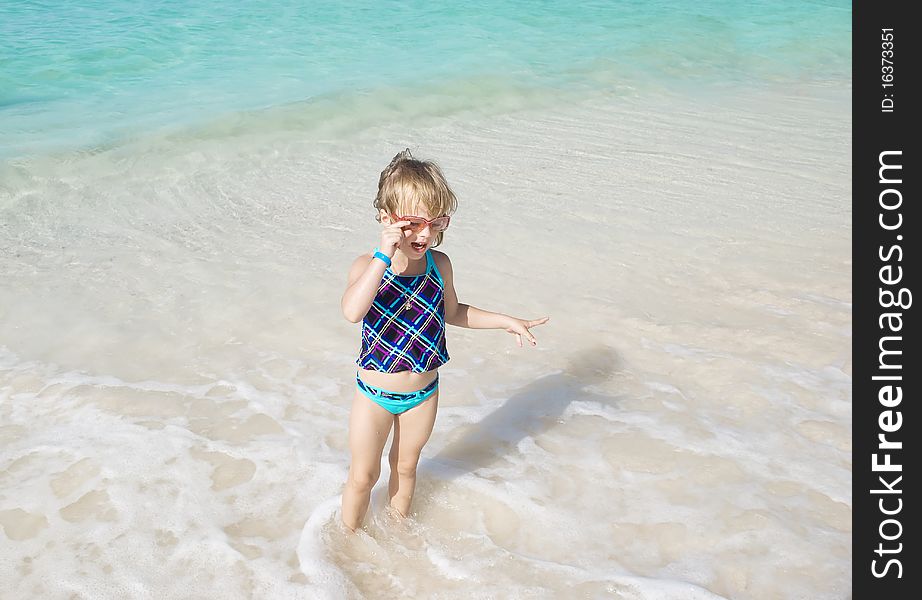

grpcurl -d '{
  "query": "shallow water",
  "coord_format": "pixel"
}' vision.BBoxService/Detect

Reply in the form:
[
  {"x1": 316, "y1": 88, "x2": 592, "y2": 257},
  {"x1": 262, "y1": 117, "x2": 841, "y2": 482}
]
[
  {"x1": 2, "y1": 0, "x2": 850, "y2": 158},
  {"x1": 1, "y1": 83, "x2": 850, "y2": 598}
]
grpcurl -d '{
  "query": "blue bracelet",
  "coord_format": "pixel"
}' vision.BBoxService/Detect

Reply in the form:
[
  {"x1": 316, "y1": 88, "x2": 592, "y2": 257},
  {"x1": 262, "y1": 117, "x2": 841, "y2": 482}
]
[{"x1": 373, "y1": 248, "x2": 392, "y2": 267}]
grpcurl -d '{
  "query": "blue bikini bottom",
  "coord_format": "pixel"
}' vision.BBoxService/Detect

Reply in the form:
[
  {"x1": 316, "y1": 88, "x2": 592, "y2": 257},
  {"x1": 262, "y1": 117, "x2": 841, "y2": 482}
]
[{"x1": 355, "y1": 372, "x2": 439, "y2": 415}]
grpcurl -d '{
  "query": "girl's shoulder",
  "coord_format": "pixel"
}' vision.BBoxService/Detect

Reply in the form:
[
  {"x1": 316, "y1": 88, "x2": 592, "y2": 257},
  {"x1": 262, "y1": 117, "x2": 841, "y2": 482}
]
[
  {"x1": 429, "y1": 249, "x2": 453, "y2": 278},
  {"x1": 346, "y1": 252, "x2": 376, "y2": 285},
  {"x1": 352, "y1": 251, "x2": 376, "y2": 268}
]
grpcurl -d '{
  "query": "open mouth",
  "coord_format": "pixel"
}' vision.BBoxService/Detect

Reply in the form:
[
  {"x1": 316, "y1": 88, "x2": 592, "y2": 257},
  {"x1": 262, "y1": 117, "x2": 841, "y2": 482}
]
[{"x1": 410, "y1": 242, "x2": 427, "y2": 252}]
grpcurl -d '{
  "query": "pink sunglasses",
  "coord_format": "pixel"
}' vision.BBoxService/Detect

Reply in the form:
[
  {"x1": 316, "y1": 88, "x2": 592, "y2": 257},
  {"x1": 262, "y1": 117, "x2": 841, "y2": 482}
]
[{"x1": 392, "y1": 214, "x2": 451, "y2": 233}]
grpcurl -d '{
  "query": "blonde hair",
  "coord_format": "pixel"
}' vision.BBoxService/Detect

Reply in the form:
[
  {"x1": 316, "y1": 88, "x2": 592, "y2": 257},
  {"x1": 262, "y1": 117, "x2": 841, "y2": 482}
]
[{"x1": 374, "y1": 149, "x2": 458, "y2": 247}]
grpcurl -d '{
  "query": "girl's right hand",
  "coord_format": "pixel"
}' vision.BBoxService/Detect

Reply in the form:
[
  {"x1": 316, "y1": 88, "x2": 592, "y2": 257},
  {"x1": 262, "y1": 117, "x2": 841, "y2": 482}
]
[{"x1": 380, "y1": 220, "x2": 410, "y2": 257}]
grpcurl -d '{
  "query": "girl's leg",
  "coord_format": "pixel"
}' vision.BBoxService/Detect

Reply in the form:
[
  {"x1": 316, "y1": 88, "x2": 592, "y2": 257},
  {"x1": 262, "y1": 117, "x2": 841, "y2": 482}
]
[
  {"x1": 341, "y1": 388, "x2": 395, "y2": 532},
  {"x1": 387, "y1": 390, "x2": 439, "y2": 517}
]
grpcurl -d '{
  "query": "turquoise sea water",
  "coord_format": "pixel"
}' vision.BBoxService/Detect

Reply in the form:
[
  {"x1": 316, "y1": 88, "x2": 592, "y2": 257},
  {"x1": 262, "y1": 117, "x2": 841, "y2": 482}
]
[{"x1": 1, "y1": 0, "x2": 850, "y2": 158}]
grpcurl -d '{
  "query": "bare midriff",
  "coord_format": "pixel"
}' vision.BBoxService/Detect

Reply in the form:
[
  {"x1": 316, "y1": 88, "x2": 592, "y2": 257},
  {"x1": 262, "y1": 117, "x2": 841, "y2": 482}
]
[{"x1": 356, "y1": 367, "x2": 439, "y2": 393}]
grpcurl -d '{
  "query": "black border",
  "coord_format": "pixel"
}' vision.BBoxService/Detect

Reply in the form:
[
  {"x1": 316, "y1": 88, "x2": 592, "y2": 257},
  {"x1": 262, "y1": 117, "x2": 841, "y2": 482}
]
[{"x1": 853, "y1": 0, "x2": 917, "y2": 596}]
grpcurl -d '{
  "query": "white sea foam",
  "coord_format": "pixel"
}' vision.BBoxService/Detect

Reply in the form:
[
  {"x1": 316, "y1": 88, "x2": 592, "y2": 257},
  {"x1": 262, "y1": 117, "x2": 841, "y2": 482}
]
[{"x1": 296, "y1": 496, "x2": 359, "y2": 599}]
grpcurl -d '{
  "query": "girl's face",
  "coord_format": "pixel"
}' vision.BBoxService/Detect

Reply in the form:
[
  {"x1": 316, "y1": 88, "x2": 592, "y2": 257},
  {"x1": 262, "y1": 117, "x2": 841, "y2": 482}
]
[{"x1": 380, "y1": 205, "x2": 450, "y2": 257}]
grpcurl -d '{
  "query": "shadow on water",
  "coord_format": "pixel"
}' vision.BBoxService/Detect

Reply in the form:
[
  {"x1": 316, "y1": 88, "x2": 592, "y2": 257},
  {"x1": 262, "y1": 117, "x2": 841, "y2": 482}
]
[{"x1": 422, "y1": 344, "x2": 622, "y2": 482}]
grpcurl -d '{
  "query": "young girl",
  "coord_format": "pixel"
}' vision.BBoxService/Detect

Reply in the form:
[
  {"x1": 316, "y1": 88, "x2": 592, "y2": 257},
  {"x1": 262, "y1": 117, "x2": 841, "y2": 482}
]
[{"x1": 339, "y1": 149, "x2": 549, "y2": 532}]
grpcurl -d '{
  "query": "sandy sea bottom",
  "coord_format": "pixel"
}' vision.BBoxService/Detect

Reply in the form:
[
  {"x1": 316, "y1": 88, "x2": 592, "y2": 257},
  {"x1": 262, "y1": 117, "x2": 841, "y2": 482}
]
[{"x1": 0, "y1": 83, "x2": 851, "y2": 599}]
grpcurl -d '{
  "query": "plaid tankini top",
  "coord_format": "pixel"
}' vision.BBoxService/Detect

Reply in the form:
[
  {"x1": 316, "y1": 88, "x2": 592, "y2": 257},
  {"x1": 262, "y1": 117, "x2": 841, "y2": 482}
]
[{"x1": 356, "y1": 249, "x2": 450, "y2": 373}]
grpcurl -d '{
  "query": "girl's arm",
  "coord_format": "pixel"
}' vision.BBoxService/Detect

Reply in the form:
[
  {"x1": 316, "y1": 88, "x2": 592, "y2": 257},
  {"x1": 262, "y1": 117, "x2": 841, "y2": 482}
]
[
  {"x1": 341, "y1": 254, "x2": 386, "y2": 323},
  {"x1": 436, "y1": 251, "x2": 549, "y2": 346},
  {"x1": 343, "y1": 219, "x2": 412, "y2": 322}
]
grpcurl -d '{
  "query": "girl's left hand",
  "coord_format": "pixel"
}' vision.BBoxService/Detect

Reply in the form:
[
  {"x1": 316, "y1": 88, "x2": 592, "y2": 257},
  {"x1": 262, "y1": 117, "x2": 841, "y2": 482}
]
[{"x1": 503, "y1": 316, "x2": 550, "y2": 348}]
